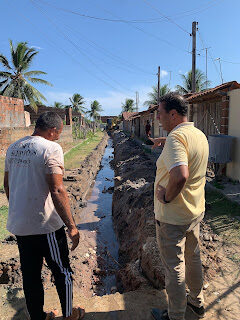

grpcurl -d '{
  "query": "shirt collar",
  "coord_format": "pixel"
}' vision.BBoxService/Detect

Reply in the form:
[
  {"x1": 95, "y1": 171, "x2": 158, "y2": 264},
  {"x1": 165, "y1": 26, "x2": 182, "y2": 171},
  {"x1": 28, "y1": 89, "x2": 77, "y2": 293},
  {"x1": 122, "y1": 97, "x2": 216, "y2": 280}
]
[{"x1": 171, "y1": 122, "x2": 194, "y2": 133}]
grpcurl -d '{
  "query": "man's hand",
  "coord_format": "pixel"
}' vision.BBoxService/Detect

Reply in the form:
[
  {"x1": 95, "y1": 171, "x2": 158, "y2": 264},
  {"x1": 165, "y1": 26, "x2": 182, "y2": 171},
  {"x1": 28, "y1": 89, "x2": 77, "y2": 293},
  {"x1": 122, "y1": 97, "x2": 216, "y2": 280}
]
[
  {"x1": 68, "y1": 227, "x2": 80, "y2": 251},
  {"x1": 156, "y1": 184, "x2": 167, "y2": 204},
  {"x1": 149, "y1": 137, "x2": 166, "y2": 149}
]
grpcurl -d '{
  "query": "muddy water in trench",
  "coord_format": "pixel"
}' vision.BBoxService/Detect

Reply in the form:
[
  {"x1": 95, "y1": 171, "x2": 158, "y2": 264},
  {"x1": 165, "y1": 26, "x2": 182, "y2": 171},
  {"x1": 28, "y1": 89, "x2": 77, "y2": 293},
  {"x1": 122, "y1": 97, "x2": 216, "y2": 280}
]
[{"x1": 75, "y1": 139, "x2": 119, "y2": 295}]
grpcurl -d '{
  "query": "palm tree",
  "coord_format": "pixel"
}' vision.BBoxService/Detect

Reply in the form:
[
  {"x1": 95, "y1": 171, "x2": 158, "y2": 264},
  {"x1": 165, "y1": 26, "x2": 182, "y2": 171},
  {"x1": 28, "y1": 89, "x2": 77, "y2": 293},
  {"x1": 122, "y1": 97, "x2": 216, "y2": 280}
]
[
  {"x1": 53, "y1": 101, "x2": 64, "y2": 109},
  {"x1": 144, "y1": 84, "x2": 170, "y2": 106},
  {"x1": 69, "y1": 93, "x2": 86, "y2": 113},
  {"x1": 175, "y1": 69, "x2": 211, "y2": 94},
  {"x1": 87, "y1": 100, "x2": 103, "y2": 121},
  {"x1": 121, "y1": 98, "x2": 136, "y2": 112},
  {"x1": 0, "y1": 40, "x2": 52, "y2": 111}
]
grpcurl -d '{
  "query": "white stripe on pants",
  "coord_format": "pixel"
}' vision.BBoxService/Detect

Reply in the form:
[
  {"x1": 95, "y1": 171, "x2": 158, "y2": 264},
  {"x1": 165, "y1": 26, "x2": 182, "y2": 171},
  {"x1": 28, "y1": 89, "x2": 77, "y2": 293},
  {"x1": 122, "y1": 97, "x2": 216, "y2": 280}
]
[{"x1": 47, "y1": 232, "x2": 73, "y2": 317}]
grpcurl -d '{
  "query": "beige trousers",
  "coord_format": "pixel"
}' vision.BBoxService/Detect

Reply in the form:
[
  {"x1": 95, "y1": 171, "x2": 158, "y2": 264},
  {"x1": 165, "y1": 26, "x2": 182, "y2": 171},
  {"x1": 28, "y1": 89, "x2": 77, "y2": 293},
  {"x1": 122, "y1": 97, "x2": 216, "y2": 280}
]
[{"x1": 156, "y1": 213, "x2": 204, "y2": 320}]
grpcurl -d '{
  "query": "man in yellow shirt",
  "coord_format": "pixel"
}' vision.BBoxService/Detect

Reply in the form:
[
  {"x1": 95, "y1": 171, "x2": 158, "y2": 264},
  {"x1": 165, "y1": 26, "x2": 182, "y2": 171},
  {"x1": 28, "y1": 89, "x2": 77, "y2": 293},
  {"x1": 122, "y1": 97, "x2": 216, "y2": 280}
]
[{"x1": 151, "y1": 93, "x2": 209, "y2": 320}]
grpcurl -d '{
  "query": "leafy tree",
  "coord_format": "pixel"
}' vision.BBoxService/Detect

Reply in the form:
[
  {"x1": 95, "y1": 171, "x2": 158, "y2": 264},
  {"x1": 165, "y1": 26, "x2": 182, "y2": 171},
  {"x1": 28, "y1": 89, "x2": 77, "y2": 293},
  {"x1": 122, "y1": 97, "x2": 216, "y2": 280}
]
[
  {"x1": 121, "y1": 98, "x2": 136, "y2": 112},
  {"x1": 0, "y1": 40, "x2": 52, "y2": 111},
  {"x1": 69, "y1": 93, "x2": 86, "y2": 113},
  {"x1": 144, "y1": 84, "x2": 170, "y2": 106},
  {"x1": 87, "y1": 100, "x2": 103, "y2": 121},
  {"x1": 175, "y1": 69, "x2": 211, "y2": 94},
  {"x1": 53, "y1": 101, "x2": 64, "y2": 109}
]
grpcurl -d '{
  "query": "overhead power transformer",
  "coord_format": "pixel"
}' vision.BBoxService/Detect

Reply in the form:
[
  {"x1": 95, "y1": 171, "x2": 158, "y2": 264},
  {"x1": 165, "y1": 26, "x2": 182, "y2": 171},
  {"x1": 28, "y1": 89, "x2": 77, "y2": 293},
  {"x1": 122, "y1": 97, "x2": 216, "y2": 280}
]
[{"x1": 208, "y1": 134, "x2": 234, "y2": 164}]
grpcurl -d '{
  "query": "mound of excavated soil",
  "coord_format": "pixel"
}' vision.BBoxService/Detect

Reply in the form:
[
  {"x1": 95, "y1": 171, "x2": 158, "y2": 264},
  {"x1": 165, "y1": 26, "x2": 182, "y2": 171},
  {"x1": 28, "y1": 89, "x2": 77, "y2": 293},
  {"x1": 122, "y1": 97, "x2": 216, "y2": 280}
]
[{"x1": 112, "y1": 131, "x2": 223, "y2": 292}]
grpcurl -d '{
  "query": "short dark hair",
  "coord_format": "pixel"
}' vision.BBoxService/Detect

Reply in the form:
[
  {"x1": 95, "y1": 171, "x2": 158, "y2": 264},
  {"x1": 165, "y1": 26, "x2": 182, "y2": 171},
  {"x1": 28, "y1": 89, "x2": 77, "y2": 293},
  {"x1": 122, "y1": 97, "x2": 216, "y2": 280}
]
[
  {"x1": 159, "y1": 92, "x2": 188, "y2": 116},
  {"x1": 35, "y1": 112, "x2": 63, "y2": 131}
]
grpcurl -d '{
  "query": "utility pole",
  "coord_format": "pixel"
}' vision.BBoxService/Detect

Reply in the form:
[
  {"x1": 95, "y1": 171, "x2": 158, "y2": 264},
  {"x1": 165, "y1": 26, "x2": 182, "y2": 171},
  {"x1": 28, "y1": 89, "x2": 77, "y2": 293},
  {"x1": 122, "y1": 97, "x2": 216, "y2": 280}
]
[
  {"x1": 157, "y1": 66, "x2": 160, "y2": 105},
  {"x1": 136, "y1": 91, "x2": 139, "y2": 112},
  {"x1": 191, "y1": 21, "x2": 198, "y2": 93},
  {"x1": 202, "y1": 47, "x2": 211, "y2": 89},
  {"x1": 169, "y1": 71, "x2": 172, "y2": 88},
  {"x1": 216, "y1": 58, "x2": 223, "y2": 84}
]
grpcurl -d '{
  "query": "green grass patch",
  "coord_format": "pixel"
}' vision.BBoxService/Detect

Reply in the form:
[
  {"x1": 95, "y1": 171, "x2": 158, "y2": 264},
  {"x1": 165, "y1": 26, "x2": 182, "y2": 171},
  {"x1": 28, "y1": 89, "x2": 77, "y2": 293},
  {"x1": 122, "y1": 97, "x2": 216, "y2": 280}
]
[
  {"x1": 64, "y1": 131, "x2": 104, "y2": 170},
  {"x1": 211, "y1": 180, "x2": 224, "y2": 190},
  {"x1": 205, "y1": 189, "x2": 240, "y2": 243},
  {"x1": 0, "y1": 205, "x2": 9, "y2": 241}
]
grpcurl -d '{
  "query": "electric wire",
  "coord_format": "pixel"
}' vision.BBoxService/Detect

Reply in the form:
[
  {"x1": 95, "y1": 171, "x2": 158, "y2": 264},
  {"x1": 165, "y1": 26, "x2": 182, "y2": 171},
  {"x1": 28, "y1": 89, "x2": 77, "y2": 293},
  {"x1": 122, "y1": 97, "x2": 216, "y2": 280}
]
[
  {"x1": 30, "y1": 0, "x2": 136, "y2": 94},
  {"x1": 142, "y1": 0, "x2": 190, "y2": 35},
  {"x1": 197, "y1": 29, "x2": 222, "y2": 82},
  {"x1": 61, "y1": 22, "x2": 155, "y2": 76},
  {"x1": 35, "y1": 0, "x2": 223, "y2": 24},
  {"x1": 90, "y1": 0, "x2": 191, "y2": 54}
]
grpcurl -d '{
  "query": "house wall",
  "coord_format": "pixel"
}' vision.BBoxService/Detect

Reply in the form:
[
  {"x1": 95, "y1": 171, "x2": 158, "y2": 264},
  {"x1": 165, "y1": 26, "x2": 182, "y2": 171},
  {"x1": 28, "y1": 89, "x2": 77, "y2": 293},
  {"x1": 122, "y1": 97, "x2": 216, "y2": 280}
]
[
  {"x1": 226, "y1": 89, "x2": 240, "y2": 181},
  {"x1": 192, "y1": 99, "x2": 222, "y2": 137},
  {"x1": 0, "y1": 96, "x2": 25, "y2": 127},
  {"x1": 0, "y1": 125, "x2": 73, "y2": 156}
]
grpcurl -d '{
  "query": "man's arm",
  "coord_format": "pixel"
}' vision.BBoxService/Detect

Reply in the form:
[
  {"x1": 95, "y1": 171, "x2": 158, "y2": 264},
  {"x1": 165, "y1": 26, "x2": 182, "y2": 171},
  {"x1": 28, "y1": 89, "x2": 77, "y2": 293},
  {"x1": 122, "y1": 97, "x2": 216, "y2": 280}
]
[
  {"x1": 156, "y1": 165, "x2": 189, "y2": 203},
  {"x1": 46, "y1": 173, "x2": 79, "y2": 250},
  {"x1": 4, "y1": 172, "x2": 9, "y2": 201},
  {"x1": 149, "y1": 137, "x2": 166, "y2": 149}
]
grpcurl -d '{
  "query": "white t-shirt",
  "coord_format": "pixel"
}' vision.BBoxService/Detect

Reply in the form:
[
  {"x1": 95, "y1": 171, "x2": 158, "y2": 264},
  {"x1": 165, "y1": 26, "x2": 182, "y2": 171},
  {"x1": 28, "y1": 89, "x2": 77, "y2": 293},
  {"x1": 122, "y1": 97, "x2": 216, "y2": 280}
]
[{"x1": 5, "y1": 136, "x2": 64, "y2": 236}]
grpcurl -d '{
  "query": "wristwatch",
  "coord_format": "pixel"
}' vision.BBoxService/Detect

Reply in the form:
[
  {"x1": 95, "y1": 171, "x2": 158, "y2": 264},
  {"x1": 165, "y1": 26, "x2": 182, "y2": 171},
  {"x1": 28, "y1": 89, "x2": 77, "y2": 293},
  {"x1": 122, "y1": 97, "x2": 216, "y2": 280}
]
[{"x1": 163, "y1": 194, "x2": 170, "y2": 204}]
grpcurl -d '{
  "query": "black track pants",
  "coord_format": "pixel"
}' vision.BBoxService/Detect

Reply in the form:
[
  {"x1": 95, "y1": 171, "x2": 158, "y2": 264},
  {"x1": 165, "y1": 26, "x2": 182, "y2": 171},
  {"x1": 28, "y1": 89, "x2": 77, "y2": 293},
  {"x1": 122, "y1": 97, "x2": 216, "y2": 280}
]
[{"x1": 16, "y1": 226, "x2": 73, "y2": 320}]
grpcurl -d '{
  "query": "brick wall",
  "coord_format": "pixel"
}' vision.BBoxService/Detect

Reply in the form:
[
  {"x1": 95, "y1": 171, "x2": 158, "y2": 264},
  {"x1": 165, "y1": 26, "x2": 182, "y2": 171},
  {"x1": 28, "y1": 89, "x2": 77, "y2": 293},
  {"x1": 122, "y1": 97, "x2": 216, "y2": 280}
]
[
  {"x1": 24, "y1": 105, "x2": 81, "y2": 126},
  {"x1": 0, "y1": 125, "x2": 73, "y2": 156},
  {"x1": 0, "y1": 96, "x2": 25, "y2": 127},
  {"x1": 220, "y1": 96, "x2": 230, "y2": 135}
]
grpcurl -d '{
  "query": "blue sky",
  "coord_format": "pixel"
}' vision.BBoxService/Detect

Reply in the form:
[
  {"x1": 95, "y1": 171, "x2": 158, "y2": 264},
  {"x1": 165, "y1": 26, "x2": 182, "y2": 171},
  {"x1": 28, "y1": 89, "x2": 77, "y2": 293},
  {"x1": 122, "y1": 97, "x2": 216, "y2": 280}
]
[{"x1": 1, "y1": 0, "x2": 239, "y2": 115}]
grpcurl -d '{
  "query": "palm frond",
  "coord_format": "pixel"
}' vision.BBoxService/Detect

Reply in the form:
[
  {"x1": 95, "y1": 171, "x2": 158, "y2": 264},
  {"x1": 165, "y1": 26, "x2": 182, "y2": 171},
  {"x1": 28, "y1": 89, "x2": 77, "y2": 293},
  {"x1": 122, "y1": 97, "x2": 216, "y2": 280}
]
[
  {"x1": 27, "y1": 77, "x2": 53, "y2": 86},
  {"x1": 24, "y1": 70, "x2": 47, "y2": 76},
  {"x1": 0, "y1": 54, "x2": 12, "y2": 70},
  {"x1": 0, "y1": 71, "x2": 13, "y2": 79}
]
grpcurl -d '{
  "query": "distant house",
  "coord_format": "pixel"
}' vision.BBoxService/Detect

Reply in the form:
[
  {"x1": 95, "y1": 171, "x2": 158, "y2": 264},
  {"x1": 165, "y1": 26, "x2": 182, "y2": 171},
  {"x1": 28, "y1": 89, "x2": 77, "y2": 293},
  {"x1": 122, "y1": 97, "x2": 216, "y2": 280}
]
[
  {"x1": 100, "y1": 116, "x2": 116, "y2": 124},
  {"x1": 122, "y1": 106, "x2": 167, "y2": 139},
  {"x1": 24, "y1": 104, "x2": 85, "y2": 126}
]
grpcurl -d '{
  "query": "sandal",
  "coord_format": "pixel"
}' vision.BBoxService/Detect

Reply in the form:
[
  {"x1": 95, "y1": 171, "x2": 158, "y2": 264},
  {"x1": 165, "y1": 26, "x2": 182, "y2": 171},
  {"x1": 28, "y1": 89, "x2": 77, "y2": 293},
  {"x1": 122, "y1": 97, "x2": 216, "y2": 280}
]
[
  {"x1": 64, "y1": 307, "x2": 85, "y2": 319},
  {"x1": 74, "y1": 307, "x2": 85, "y2": 319},
  {"x1": 45, "y1": 310, "x2": 58, "y2": 320}
]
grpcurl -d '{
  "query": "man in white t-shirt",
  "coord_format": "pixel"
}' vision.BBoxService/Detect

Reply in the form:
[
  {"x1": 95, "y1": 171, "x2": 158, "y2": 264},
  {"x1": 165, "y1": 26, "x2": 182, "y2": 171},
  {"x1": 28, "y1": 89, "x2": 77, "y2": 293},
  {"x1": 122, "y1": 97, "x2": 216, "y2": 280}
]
[{"x1": 4, "y1": 112, "x2": 85, "y2": 320}]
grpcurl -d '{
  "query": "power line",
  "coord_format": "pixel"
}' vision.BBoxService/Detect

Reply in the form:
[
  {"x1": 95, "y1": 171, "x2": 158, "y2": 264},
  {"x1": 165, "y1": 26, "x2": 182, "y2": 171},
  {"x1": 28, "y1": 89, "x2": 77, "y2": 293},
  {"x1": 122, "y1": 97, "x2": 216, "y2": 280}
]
[
  {"x1": 27, "y1": 1, "x2": 135, "y2": 94},
  {"x1": 35, "y1": 0, "x2": 167, "y2": 24},
  {"x1": 142, "y1": 0, "x2": 190, "y2": 35},
  {"x1": 33, "y1": 0, "x2": 156, "y2": 76},
  {"x1": 197, "y1": 29, "x2": 222, "y2": 82},
  {"x1": 61, "y1": 22, "x2": 155, "y2": 76},
  {"x1": 33, "y1": 0, "x2": 223, "y2": 24},
  {"x1": 30, "y1": 0, "x2": 136, "y2": 94},
  {"x1": 36, "y1": 0, "x2": 193, "y2": 55},
  {"x1": 169, "y1": 0, "x2": 225, "y2": 20},
  {"x1": 90, "y1": 0, "x2": 191, "y2": 55},
  {"x1": 61, "y1": 23, "x2": 155, "y2": 76}
]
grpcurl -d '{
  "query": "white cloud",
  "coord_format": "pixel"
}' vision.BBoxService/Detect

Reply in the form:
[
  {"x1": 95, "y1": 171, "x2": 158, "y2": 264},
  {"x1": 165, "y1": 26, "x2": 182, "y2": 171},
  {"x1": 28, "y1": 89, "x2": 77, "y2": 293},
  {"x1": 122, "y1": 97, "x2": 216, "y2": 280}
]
[
  {"x1": 86, "y1": 85, "x2": 152, "y2": 116},
  {"x1": 161, "y1": 70, "x2": 168, "y2": 78},
  {"x1": 31, "y1": 46, "x2": 43, "y2": 50},
  {"x1": 44, "y1": 85, "x2": 154, "y2": 116},
  {"x1": 44, "y1": 91, "x2": 73, "y2": 105}
]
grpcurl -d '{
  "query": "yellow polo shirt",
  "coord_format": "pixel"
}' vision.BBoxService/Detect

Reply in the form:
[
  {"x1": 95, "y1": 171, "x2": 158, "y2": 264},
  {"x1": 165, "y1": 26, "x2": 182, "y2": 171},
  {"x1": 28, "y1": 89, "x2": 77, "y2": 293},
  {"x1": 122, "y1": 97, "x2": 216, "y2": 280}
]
[{"x1": 154, "y1": 122, "x2": 209, "y2": 225}]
